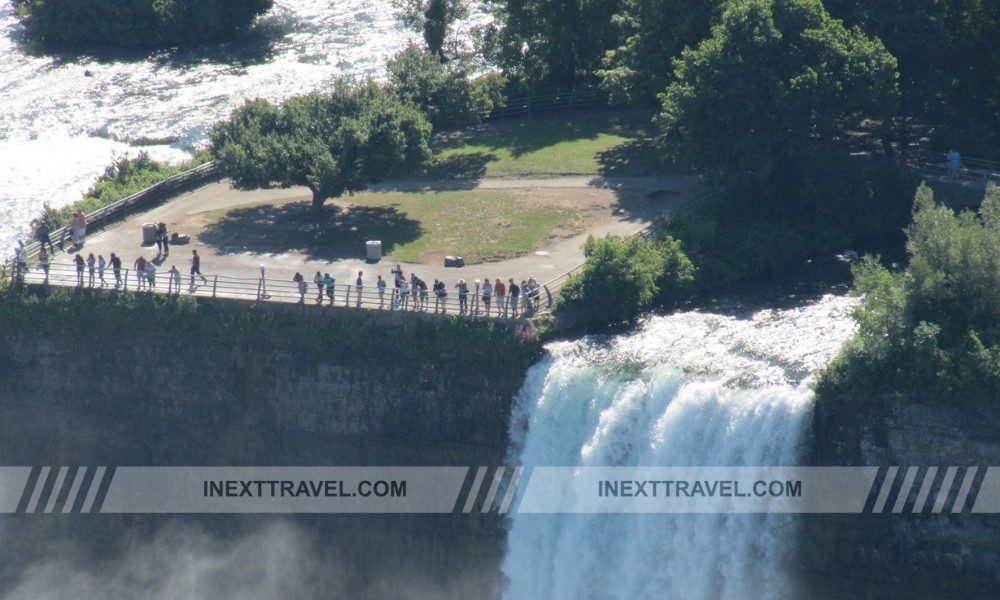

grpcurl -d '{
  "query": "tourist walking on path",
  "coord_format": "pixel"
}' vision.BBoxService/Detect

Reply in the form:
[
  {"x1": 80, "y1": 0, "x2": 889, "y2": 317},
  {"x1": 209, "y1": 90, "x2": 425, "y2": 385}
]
[
  {"x1": 71, "y1": 210, "x2": 87, "y2": 247},
  {"x1": 190, "y1": 249, "x2": 207, "y2": 287},
  {"x1": 109, "y1": 253, "x2": 122, "y2": 288},
  {"x1": 293, "y1": 272, "x2": 307, "y2": 303},
  {"x1": 14, "y1": 241, "x2": 28, "y2": 282},
  {"x1": 947, "y1": 148, "x2": 961, "y2": 181}
]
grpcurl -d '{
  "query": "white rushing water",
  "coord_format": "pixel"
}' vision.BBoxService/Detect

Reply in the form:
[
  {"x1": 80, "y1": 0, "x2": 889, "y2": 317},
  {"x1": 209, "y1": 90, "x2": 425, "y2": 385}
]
[
  {"x1": 502, "y1": 292, "x2": 858, "y2": 600},
  {"x1": 0, "y1": 0, "x2": 487, "y2": 253}
]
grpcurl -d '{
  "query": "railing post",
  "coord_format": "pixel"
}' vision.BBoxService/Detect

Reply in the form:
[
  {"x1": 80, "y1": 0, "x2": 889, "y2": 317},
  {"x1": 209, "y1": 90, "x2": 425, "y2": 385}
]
[{"x1": 212, "y1": 275, "x2": 218, "y2": 297}]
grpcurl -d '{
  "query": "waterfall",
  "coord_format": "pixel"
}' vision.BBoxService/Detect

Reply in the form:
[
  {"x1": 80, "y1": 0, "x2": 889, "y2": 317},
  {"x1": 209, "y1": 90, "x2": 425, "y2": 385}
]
[{"x1": 502, "y1": 293, "x2": 857, "y2": 600}]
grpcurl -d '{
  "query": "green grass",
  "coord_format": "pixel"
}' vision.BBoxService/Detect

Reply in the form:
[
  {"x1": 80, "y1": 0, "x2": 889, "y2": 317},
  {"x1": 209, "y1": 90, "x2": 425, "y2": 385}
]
[
  {"x1": 425, "y1": 111, "x2": 665, "y2": 178},
  {"x1": 202, "y1": 189, "x2": 582, "y2": 265}
]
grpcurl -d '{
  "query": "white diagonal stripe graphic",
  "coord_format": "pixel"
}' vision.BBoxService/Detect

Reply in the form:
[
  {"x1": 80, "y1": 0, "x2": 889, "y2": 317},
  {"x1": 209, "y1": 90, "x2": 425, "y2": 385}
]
[
  {"x1": 498, "y1": 467, "x2": 523, "y2": 514},
  {"x1": 25, "y1": 467, "x2": 51, "y2": 514},
  {"x1": 481, "y1": 467, "x2": 506, "y2": 514},
  {"x1": 81, "y1": 466, "x2": 107, "y2": 513},
  {"x1": 951, "y1": 467, "x2": 978, "y2": 513},
  {"x1": 62, "y1": 467, "x2": 87, "y2": 514},
  {"x1": 0, "y1": 468, "x2": 32, "y2": 513},
  {"x1": 891, "y1": 467, "x2": 919, "y2": 513},
  {"x1": 872, "y1": 466, "x2": 898, "y2": 513},
  {"x1": 932, "y1": 466, "x2": 958, "y2": 513},
  {"x1": 912, "y1": 466, "x2": 938, "y2": 513},
  {"x1": 44, "y1": 467, "x2": 69, "y2": 513},
  {"x1": 462, "y1": 467, "x2": 488, "y2": 513}
]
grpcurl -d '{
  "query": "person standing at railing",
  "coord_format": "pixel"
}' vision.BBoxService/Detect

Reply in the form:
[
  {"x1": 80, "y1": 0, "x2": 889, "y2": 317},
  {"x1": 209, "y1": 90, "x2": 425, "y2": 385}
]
[
  {"x1": 355, "y1": 271, "x2": 364, "y2": 307},
  {"x1": 313, "y1": 271, "x2": 323, "y2": 303},
  {"x1": 36, "y1": 217, "x2": 56, "y2": 254},
  {"x1": 134, "y1": 256, "x2": 147, "y2": 290},
  {"x1": 323, "y1": 273, "x2": 335, "y2": 306},
  {"x1": 455, "y1": 279, "x2": 469, "y2": 315},
  {"x1": 948, "y1": 148, "x2": 961, "y2": 181},
  {"x1": 86, "y1": 253, "x2": 96, "y2": 287},
  {"x1": 482, "y1": 278, "x2": 492, "y2": 317},
  {"x1": 433, "y1": 279, "x2": 446, "y2": 313},
  {"x1": 71, "y1": 210, "x2": 87, "y2": 247},
  {"x1": 168, "y1": 265, "x2": 181, "y2": 294},
  {"x1": 293, "y1": 272, "x2": 307, "y2": 303},
  {"x1": 400, "y1": 278, "x2": 411, "y2": 310},
  {"x1": 145, "y1": 261, "x2": 157, "y2": 290},
  {"x1": 74, "y1": 254, "x2": 85, "y2": 286},
  {"x1": 14, "y1": 241, "x2": 28, "y2": 283},
  {"x1": 190, "y1": 249, "x2": 208, "y2": 287},
  {"x1": 109, "y1": 253, "x2": 122, "y2": 288},
  {"x1": 37, "y1": 247, "x2": 50, "y2": 284},
  {"x1": 98, "y1": 255, "x2": 107, "y2": 287},
  {"x1": 416, "y1": 276, "x2": 428, "y2": 310},
  {"x1": 377, "y1": 275, "x2": 386, "y2": 308},
  {"x1": 494, "y1": 278, "x2": 506, "y2": 317},
  {"x1": 508, "y1": 278, "x2": 520, "y2": 317}
]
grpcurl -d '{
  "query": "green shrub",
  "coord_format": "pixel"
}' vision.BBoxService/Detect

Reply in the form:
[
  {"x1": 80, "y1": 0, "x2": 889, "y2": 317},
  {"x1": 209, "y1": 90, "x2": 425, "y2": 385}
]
[
  {"x1": 555, "y1": 234, "x2": 694, "y2": 329},
  {"x1": 818, "y1": 183, "x2": 1000, "y2": 402}
]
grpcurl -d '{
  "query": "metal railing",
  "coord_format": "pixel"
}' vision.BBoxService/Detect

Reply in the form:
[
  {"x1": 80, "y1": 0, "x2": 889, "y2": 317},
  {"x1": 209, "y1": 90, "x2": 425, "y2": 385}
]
[
  {"x1": 921, "y1": 156, "x2": 1000, "y2": 188},
  {"x1": 2, "y1": 261, "x2": 544, "y2": 320}
]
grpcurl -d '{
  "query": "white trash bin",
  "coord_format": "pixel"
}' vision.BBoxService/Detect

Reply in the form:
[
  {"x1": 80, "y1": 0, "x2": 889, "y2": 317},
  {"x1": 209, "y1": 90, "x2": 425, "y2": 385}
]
[
  {"x1": 366, "y1": 240, "x2": 382, "y2": 260},
  {"x1": 142, "y1": 223, "x2": 158, "y2": 244}
]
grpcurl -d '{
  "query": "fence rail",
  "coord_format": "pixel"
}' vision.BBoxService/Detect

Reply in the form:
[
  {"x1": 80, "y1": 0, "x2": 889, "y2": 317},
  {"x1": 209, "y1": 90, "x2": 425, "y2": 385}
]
[
  {"x1": 482, "y1": 90, "x2": 611, "y2": 121},
  {"x1": 2, "y1": 261, "x2": 544, "y2": 320}
]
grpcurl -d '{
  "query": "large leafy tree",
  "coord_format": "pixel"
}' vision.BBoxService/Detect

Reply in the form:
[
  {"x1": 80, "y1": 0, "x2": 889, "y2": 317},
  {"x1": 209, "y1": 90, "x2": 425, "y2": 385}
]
[
  {"x1": 394, "y1": 0, "x2": 469, "y2": 58},
  {"x1": 657, "y1": 0, "x2": 898, "y2": 188},
  {"x1": 211, "y1": 81, "x2": 432, "y2": 212},
  {"x1": 387, "y1": 44, "x2": 505, "y2": 130},
  {"x1": 824, "y1": 0, "x2": 1000, "y2": 154},
  {"x1": 599, "y1": 0, "x2": 722, "y2": 105},
  {"x1": 12, "y1": 0, "x2": 272, "y2": 47},
  {"x1": 481, "y1": 0, "x2": 623, "y2": 92}
]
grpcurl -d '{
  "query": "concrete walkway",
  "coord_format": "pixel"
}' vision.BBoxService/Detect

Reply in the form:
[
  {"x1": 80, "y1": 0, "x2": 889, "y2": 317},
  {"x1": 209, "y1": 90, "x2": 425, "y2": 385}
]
[{"x1": 49, "y1": 174, "x2": 702, "y2": 297}]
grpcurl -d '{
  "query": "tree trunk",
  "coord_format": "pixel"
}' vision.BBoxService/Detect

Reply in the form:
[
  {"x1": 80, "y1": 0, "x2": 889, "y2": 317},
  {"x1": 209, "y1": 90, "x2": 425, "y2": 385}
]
[{"x1": 311, "y1": 188, "x2": 326, "y2": 214}]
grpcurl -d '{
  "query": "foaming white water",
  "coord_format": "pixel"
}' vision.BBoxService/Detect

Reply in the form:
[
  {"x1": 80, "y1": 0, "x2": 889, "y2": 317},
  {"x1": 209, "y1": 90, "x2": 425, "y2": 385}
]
[
  {"x1": 503, "y1": 294, "x2": 857, "y2": 600},
  {"x1": 0, "y1": 0, "x2": 489, "y2": 251}
]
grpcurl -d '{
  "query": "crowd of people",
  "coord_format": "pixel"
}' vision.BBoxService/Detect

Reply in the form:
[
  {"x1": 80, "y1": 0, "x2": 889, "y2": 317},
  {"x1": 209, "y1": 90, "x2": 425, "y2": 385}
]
[
  {"x1": 288, "y1": 265, "x2": 543, "y2": 317},
  {"x1": 9, "y1": 241, "x2": 545, "y2": 319}
]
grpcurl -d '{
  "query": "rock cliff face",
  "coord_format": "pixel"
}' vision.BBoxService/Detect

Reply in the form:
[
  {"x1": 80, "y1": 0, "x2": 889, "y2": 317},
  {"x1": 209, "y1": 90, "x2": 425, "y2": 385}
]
[
  {"x1": 0, "y1": 304, "x2": 534, "y2": 599},
  {"x1": 802, "y1": 395, "x2": 1000, "y2": 599}
]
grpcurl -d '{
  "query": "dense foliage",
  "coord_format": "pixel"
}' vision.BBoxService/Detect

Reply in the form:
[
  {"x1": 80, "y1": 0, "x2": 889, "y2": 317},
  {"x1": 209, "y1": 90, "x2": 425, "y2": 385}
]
[
  {"x1": 210, "y1": 81, "x2": 432, "y2": 212},
  {"x1": 818, "y1": 184, "x2": 1000, "y2": 402},
  {"x1": 387, "y1": 44, "x2": 506, "y2": 130},
  {"x1": 555, "y1": 234, "x2": 694, "y2": 329},
  {"x1": 13, "y1": 0, "x2": 272, "y2": 47},
  {"x1": 657, "y1": 0, "x2": 898, "y2": 189},
  {"x1": 394, "y1": 0, "x2": 469, "y2": 58}
]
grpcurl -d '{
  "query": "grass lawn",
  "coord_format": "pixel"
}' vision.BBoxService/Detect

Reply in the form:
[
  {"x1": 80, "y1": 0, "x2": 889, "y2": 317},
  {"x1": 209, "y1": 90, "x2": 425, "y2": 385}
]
[
  {"x1": 426, "y1": 110, "x2": 666, "y2": 178},
  {"x1": 201, "y1": 189, "x2": 584, "y2": 264}
]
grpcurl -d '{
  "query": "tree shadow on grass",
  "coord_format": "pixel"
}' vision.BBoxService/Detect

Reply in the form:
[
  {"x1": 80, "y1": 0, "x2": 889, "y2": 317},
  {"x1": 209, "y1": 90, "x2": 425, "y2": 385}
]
[
  {"x1": 199, "y1": 201, "x2": 422, "y2": 261},
  {"x1": 597, "y1": 138, "x2": 672, "y2": 177},
  {"x1": 421, "y1": 152, "x2": 498, "y2": 180}
]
